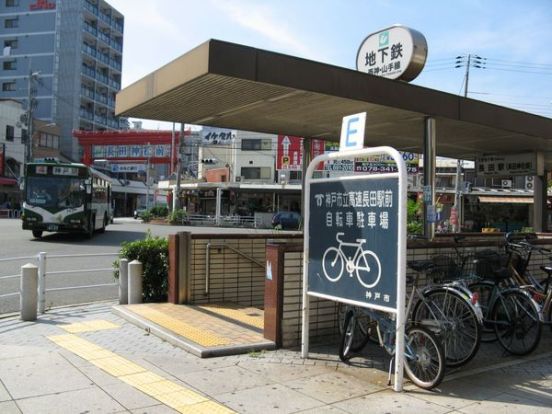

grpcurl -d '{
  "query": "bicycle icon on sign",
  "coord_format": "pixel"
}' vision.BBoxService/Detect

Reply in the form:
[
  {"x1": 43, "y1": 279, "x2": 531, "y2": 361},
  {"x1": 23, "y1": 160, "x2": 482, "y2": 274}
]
[{"x1": 322, "y1": 232, "x2": 382, "y2": 288}]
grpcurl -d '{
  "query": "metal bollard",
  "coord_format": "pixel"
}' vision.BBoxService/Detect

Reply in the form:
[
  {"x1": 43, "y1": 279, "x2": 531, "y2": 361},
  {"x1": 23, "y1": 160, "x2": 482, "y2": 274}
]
[
  {"x1": 119, "y1": 258, "x2": 128, "y2": 305},
  {"x1": 20, "y1": 263, "x2": 38, "y2": 321},
  {"x1": 128, "y1": 259, "x2": 143, "y2": 304},
  {"x1": 38, "y1": 252, "x2": 47, "y2": 314}
]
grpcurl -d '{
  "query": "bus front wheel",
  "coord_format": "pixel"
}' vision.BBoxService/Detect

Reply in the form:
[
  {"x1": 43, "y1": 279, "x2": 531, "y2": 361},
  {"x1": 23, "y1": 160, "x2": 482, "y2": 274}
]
[{"x1": 32, "y1": 230, "x2": 43, "y2": 238}]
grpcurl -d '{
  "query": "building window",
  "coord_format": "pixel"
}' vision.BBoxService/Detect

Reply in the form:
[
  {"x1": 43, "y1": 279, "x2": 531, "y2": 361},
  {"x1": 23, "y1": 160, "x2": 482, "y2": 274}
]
[
  {"x1": 2, "y1": 81, "x2": 16, "y2": 91},
  {"x1": 4, "y1": 39, "x2": 18, "y2": 50},
  {"x1": 5, "y1": 0, "x2": 19, "y2": 7},
  {"x1": 5, "y1": 125, "x2": 15, "y2": 142},
  {"x1": 38, "y1": 133, "x2": 60, "y2": 149},
  {"x1": 241, "y1": 138, "x2": 272, "y2": 151},
  {"x1": 2, "y1": 60, "x2": 16, "y2": 70},
  {"x1": 4, "y1": 18, "x2": 19, "y2": 28},
  {"x1": 241, "y1": 167, "x2": 271, "y2": 180},
  {"x1": 289, "y1": 171, "x2": 302, "y2": 181}
]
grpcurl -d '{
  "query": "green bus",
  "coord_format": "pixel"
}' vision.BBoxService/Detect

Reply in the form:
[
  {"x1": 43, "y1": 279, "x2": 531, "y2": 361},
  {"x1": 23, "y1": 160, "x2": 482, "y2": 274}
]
[{"x1": 22, "y1": 159, "x2": 113, "y2": 238}]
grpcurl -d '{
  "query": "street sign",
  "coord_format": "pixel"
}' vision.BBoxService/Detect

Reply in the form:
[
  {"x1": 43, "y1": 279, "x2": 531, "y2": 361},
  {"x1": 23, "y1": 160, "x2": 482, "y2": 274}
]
[
  {"x1": 339, "y1": 112, "x2": 366, "y2": 151},
  {"x1": 308, "y1": 177, "x2": 398, "y2": 308},
  {"x1": 302, "y1": 146, "x2": 407, "y2": 392}
]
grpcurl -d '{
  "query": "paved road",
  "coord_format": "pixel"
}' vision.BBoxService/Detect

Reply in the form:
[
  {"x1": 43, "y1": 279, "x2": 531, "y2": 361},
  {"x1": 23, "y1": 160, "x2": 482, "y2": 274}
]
[{"x1": 0, "y1": 218, "x2": 287, "y2": 315}]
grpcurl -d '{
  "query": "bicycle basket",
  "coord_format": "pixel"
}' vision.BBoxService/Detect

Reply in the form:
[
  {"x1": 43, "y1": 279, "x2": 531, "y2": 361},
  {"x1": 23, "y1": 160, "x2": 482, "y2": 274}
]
[
  {"x1": 429, "y1": 254, "x2": 462, "y2": 282},
  {"x1": 474, "y1": 249, "x2": 509, "y2": 280}
]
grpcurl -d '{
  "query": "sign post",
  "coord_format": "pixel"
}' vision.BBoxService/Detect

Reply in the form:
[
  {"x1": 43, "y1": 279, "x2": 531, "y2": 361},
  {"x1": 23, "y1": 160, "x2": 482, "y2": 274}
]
[{"x1": 301, "y1": 145, "x2": 407, "y2": 392}]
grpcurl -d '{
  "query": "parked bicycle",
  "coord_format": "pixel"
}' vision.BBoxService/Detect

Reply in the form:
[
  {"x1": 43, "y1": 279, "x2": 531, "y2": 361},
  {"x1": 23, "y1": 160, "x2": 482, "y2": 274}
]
[
  {"x1": 338, "y1": 267, "x2": 445, "y2": 390},
  {"x1": 469, "y1": 245, "x2": 542, "y2": 356},
  {"x1": 322, "y1": 232, "x2": 381, "y2": 288},
  {"x1": 408, "y1": 259, "x2": 482, "y2": 368}
]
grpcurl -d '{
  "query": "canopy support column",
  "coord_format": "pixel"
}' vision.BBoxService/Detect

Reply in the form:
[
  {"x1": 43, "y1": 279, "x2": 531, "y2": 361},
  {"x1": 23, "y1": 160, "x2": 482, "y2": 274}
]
[{"x1": 423, "y1": 117, "x2": 436, "y2": 240}]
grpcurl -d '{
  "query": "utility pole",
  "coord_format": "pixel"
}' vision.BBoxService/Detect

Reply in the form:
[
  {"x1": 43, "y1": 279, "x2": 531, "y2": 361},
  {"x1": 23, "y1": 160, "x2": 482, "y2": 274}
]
[
  {"x1": 173, "y1": 124, "x2": 184, "y2": 211},
  {"x1": 25, "y1": 61, "x2": 40, "y2": 169},
  {"x1": 452, "y1": 54, "x2": 486, "y2": 232}
]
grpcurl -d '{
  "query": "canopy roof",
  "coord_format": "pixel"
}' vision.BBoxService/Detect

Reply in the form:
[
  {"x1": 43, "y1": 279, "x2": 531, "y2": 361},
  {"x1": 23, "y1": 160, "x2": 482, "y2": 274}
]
[{"x1": 116, "y1": 39, "x2": 552, "y2": 167}]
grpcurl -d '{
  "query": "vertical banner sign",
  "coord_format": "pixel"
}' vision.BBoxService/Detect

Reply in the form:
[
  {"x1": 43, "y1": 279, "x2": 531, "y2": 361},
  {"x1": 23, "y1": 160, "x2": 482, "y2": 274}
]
[
  {"x1": 308, "y1": 177, "x2": 398, "y2": 308},
  {"x1": 277, "y1": 135, "x2": 303, "y2": 170}
]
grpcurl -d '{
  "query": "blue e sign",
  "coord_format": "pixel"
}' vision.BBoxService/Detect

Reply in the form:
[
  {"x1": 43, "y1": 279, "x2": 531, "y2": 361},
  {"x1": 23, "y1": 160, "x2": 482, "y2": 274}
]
[{"x1": 339, "y1": 112, "x2": 366, "y2": 151}]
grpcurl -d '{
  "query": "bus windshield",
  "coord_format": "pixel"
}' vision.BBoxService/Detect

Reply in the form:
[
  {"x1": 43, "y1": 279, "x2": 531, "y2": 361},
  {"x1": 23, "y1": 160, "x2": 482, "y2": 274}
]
[{"x1": 26, "y1": 176, "x2": 86, "y2": 209}]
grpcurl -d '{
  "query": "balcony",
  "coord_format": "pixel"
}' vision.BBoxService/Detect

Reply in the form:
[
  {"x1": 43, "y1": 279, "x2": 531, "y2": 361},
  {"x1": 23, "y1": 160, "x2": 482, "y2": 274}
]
[
  {"x1": 107, "y1": 98, "x2": 115, "y2": 108},
  {"x1": 99, "y1": 12, "x2": 111, "y2": 25},
  {"x1": 79, "y1": 108, "x2": 94, "y2": 121},
  {"x1": 98, "y1": 31, "x2": 110, "y2": 45},
  {"x1": 80, "y1": 87, "x2": 95, "y2": 100},
  {"x1": 83, "y1": 22, "x2": 97, "y2": 36},
  {"x1": 111, "y1": 40, "x2": 123, "y2": 52},
  {"x1": 96, "y1": 73, "x2": 109, "y2": 85},
  {"x1": 97, "y1": 52, "x2": 110, "y2": 66},
  {"x1": 81, "y1": 65, "x2": 96, "y2": 79},
  {"x1": 82, "y1": 44, "x2": 97, "y2": 58},
  {"x1": 94, "y1": 115, "x2": 107, "y2": 125},
  {"x1": 110, "y1": 59, "x2": 121, "y2": 71},
  {"x1": 96, "y1": 93, "x2": 107, "y2": 105},
  {"x1": 109, "y1": 79, "x2": 121, "y2": 90},
  {"x1": 84, "y1": 1, "x2": 98, "y2": 16}
]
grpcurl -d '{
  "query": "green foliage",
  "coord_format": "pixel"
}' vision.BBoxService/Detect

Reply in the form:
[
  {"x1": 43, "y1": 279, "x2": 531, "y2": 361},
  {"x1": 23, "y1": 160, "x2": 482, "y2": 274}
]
[
  {"x1": 149, "y1": 205, "x2": 168, "y2": 218},
  {"x1": 140, "y1": 210, "x2": 153, "y2": 223},
  {"x1": 167, "y1": 208, "x2": 188, "y2": 225},
  {"x1": 113, "y1": 231, "x2": 169, "y2": 302},
  {"x1": 407, "y1": 198, "x2": 423, "y2": 235}
]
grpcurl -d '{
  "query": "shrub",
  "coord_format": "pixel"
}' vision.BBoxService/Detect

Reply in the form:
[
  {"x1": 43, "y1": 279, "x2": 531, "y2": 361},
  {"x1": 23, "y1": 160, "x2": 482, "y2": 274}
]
[
  {"x1": 140, "y1": 210, "x2": 153, "y2": 223},
  {"x1": 149, "y1": 205, "x2": 168, "y2": 218},
  {"x1": 167, "y1": 208, "x2": 188, "y2": 225},
  {"x1": 113, "y1": 231, "x2": 169, "y2": 302}
]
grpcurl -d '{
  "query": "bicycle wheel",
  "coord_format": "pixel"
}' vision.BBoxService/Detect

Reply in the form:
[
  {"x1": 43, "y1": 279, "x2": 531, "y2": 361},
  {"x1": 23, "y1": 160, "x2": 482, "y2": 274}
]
[
  {"x1": 337, "y1": 303, "x2": 378, "y2": 344},
  {"x1": 355, "y1": 250, "x2": 381, "y2": 288},
  {"x1": 322, "y1": 247, "x2": 344, "y2": 282},
  {"x1": 491, "y1": 290, "x2": 542, "y2": 356},
  {"x1": 403, "y1": 325, "x2": 445, "y2": 390},
  {"x1": 339, "y1": 309, "x2": 359, "y2": 362},
  {"x1": 468, "y1": 281, "x2": 497, "y2": 342},
  {"x1": 412, "y1": 289, "x2": 481, "y2": 367}
]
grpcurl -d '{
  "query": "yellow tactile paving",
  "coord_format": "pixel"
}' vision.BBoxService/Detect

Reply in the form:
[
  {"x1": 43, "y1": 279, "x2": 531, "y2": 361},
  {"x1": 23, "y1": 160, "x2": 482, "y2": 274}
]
[
  {"x1": 156, "y1": 389, "x2": 208, "y2": 407},
  {"x1": 47, "y1": 333, "x2": 235, "y2": 414},
  {"x1": 119, "y1": 371, "x2": 165, "y2": 387},
  {"x1": 178, "y1": 401, "x2": 236, "y2": 414},
  {"x1": 61, "y1": 319, "x2": 119, "y2": 333},
  {"x1": 127, "y1": 306, "x2": 231, "y2": 347},
  {"x1": 197, "y1": 304, "x2": 264, "y2": 329},
  {"x1": 91, "y1": 355, "x2": 146, "y2": 377}
]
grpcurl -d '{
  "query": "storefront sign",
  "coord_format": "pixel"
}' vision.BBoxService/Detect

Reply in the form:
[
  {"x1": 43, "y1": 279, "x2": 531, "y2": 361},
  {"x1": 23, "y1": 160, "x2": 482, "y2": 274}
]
[
  {"x1": 30, "y1": 0, "x2": 56, "y2": 10},
  {"x1": 356, "y1": 25, "x2": 427, "y2": 82},
  {"x1": 110, "y1": 164, "x2": 146, "y2": 173},
  {"x1": 354, "y1": 152, "x2": 419, "y2": 175},
  {"x1": 92, "y1": 144, "x2": 171, "y2": 159},
  {"x1": 201, "y1": 127, "x2": 234, "y2": 145},
  {"x1": 475, "y1": 152, "x2": 543, "y2": 176}
]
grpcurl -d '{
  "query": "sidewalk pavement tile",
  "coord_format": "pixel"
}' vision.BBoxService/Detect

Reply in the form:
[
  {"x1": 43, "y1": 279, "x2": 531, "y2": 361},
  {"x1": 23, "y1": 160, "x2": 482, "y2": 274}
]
[
  {"x1": 283, "y1": 371, "x2": 385, "y2": 404},
  {"x1": 236, "y1": 359, "x2": 331, "y2": 383},
  {"x1": 0, "y1": 380, "x2": 11, "y2": 402},
  {"x1": 404, "y1": 377, "x2": 505, "y2": 410},
  {"x1": 217, "y1": 383, "x2": 324, "y2": 414},
  {"x1": 457, "y1": 392, "x2": 552, "y2": 414},
  {"x1": 97, "y1": 380, "x2": 162, "y2": 411},
  {"x1": 333, "y1": 390, "x2": 450, "y2": 414},
  {"x1": 0, "y1": 352, "x2": 96, "y2": 400},
  {"x1": 15, "y1": 386, "x2": 125, "y2": 414},
  {"x1": 176, "y1": 364, "x2": 275, "y2": 395},
  {"x1": 0, "y1": 401, "x2": 21, "y2": 414},
  {"x1": 129, "y1": 404, "x2": 179, "y2": 413}
]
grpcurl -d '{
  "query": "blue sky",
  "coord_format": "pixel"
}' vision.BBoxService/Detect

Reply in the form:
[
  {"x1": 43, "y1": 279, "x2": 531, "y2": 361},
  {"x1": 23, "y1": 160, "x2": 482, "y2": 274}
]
[{"x1": 109, "y1": 0, "x2": 552, "y2": 128}]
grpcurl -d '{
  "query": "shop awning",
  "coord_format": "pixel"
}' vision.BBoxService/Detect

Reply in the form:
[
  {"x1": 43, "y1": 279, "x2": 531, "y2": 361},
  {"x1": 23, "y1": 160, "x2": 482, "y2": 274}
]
[
  {"x1": 478, "y1": 196, "x2": 533, "y2": 204},
  {"x1": 0, "y1": 177, "x2": 17, "y2": 186}
]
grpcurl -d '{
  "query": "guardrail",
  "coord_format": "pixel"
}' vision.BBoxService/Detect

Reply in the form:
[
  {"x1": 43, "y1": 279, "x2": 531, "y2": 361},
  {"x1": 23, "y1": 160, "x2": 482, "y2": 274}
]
[
  {"x1": 36, "y1": 252, "x2": 119, "y2": 313},
  {"x1": 0, "y1": 254, "x2": 37, "y2": 300},
  {"x1": 183, "y1": 214, "x2": 259, "y2": 228}
]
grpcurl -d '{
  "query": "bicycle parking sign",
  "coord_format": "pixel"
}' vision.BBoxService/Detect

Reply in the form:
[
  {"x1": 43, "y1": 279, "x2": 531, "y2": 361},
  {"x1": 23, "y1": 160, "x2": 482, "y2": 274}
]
[{"x1": 308, "y1": 177, "x2": 399, "y2": 308}]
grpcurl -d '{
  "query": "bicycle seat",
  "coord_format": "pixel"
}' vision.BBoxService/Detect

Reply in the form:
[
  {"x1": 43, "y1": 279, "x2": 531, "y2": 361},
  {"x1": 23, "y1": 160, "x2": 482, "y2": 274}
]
[
  {"x1": 540, "y1": 265, "x2": 552, "y2": 275},
  {"x1": 407, "y1": 260, "x2": 434, "y2": 273}
]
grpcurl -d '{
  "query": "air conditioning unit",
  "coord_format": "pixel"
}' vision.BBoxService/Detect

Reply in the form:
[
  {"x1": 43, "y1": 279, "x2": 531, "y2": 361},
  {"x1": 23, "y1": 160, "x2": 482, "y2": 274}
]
[
  {"x1": 525, "y1": 176, "x2": 534, "y2": 190},
  {"x1": 501, "y1": 179, "x2": 512, "y2": 188}
]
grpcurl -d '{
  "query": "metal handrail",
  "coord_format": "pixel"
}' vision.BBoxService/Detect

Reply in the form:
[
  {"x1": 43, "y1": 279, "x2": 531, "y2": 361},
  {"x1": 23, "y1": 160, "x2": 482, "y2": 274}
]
[{"x1": 205, "y1": 242, "x2": 265, "y2": 295}]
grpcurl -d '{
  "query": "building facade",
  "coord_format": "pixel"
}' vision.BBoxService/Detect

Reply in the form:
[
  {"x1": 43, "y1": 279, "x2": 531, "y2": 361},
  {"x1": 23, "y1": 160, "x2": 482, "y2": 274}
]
[{"x1": 0, "y1": 0, "x2": 124, "y2": 162}]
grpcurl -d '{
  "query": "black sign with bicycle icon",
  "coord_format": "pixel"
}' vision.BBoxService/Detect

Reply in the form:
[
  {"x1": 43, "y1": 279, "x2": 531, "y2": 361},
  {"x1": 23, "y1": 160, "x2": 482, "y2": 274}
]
[{"x1": 308, "y1": 177, "x2": 399, "y2": 309}]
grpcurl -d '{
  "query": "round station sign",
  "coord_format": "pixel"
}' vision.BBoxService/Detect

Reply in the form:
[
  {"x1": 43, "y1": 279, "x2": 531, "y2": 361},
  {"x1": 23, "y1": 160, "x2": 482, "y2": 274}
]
[{"x1": 356, "y1": 25, "x2": 428, "y2": 82}]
